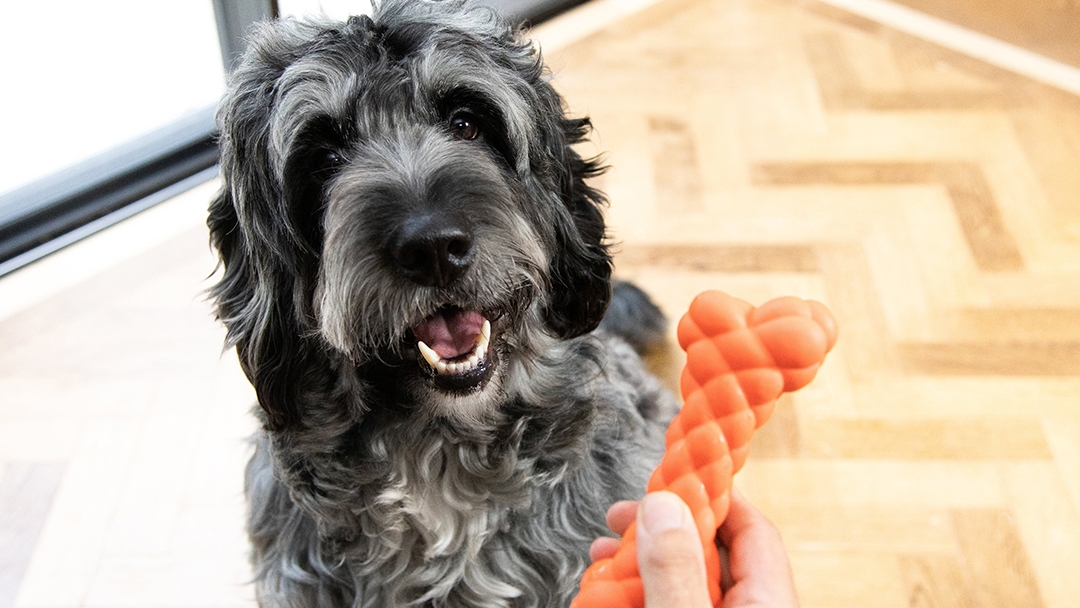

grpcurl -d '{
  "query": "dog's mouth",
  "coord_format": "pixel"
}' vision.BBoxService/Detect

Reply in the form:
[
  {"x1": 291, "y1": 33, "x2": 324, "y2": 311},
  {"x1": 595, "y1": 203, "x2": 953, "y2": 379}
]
[{"x1": 411, "y1": 306, "x2": 498, "y2": 392}]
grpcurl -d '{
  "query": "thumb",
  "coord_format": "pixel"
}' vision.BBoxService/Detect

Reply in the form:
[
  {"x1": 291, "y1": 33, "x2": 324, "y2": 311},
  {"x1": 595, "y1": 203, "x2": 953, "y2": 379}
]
[{"x1": 636, "y1": 492, "x2": 712, "y2": 608}]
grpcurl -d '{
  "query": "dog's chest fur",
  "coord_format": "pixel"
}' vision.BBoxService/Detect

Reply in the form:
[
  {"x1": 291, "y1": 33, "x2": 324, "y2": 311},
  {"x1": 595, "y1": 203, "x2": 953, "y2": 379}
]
[
  {"x1": 248, "y1": 337, "x2": 673, "y2": 608},
  {"x1": 354, "y1": 428, "x2": 535, "y2": 604},
  {"x1": 371, "y1": 426, "x2": 525, "y2": 559}
]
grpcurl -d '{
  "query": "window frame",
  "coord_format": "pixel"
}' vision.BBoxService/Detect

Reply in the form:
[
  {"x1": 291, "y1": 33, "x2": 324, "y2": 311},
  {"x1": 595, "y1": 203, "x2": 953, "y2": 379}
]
[{"x1": 0, "y1": 0, "x2": 582, "y2": 277}]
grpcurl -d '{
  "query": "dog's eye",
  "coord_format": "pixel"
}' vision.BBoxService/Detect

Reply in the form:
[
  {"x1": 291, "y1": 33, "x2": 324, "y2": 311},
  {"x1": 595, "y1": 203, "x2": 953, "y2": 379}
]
[
  {"x1": 449, "y1": 113, "x2": 480, "y2": 141},
  {"x1": 322, "y1": 150, "x2": 344, "y2": 168},
  {"x1": 313, "y1": 149, "x2": 345, "y2": 179}
]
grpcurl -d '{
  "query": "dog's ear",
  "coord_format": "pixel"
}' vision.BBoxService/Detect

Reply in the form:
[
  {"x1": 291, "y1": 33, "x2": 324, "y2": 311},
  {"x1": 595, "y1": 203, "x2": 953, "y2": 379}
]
[
  {"x1": 207, "y1": 21, "x2": 329, "y2": 432},
  {"x1": 540, "y1": 116, "x2": 614, "y2": 339},
  {"x1": 209, "y1": 182, "x2": 312, "y2": 432}
]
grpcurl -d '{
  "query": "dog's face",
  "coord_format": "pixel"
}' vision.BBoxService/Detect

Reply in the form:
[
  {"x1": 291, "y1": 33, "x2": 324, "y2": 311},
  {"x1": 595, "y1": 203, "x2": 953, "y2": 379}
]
[{"x1": 209, "y1": 0, "x2": 612, "y2": 429}]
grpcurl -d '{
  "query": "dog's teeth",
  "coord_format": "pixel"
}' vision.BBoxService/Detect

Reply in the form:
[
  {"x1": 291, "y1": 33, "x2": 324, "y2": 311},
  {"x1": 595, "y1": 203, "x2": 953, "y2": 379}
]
[
  {"x1": 418, "y1": 341, "x2": 442, "y2": 368},
  {"x1": 418, "y1": 320, "x2": 491, "y2": 377},
  {"x1": 474, "y1": 320, "x2": 491, "y2": 352}
]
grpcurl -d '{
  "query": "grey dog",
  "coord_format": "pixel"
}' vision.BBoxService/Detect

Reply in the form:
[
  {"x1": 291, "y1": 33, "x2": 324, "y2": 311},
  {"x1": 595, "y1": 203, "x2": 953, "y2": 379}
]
[{"x1": 208, "y1": 1, "x2": 676, "y2": 606}]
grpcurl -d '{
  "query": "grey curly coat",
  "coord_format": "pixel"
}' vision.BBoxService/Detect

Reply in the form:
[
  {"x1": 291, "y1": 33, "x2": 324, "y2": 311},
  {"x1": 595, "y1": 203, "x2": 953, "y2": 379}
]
[{"x1": 208, "y1": 1, "x2": 676, "y2": 606}]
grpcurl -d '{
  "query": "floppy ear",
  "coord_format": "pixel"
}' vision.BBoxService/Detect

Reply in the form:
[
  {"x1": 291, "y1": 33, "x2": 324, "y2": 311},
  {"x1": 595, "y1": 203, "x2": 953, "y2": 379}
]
[
  {"x1": 540, "y1": 115, "x2": 613, "y2": 339},
  {"x1": 209, "y1": 178, "x2": 315, "y2": 432},
  {"x1": 208, "y1": 23, "x2": 323, "y2": 432}
]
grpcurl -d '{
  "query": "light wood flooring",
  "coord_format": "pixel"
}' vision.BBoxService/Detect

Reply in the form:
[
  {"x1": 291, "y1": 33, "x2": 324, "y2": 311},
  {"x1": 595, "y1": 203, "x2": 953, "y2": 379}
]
[{"x1": 2, "y1": 0, "x2": 1079, "y2": 606}]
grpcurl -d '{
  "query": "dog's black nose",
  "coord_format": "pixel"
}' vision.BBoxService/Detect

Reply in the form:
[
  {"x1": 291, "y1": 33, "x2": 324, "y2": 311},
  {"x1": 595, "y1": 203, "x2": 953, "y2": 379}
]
[{"x1": 391, "y1": 215, "x2": 475, "y2": 287}]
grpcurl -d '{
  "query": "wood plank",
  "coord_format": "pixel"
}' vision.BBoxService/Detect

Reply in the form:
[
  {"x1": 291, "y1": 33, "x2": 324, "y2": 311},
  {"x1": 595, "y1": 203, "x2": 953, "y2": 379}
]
[
  {"x1": 788, "y1": 550, "x2": 907, "y2": 608},
  {"x1": 804, "y1": 418, "x2": 1053, "y2": 460},
  {"x1": 940, "y1": 308, "x2": 1080, "y2": 341},
  {"x1": 896, "y1": 554, "x2": 977, "y2": 608},
  {"x1": 813, "y1": 243, "x2": 900, "y2": 380},
  {"x1": 1002, "y1": 463, "x2": 1080, "y2": 608},
  {"x1": 900, "y1": 341, "x2": 1080, "y2": 376},
  {"x1": 753, "y1": 162, "x2": 1025, "y2": 271},
  {"x1": 740, "y1": 461, "x2": 1008, "y2": 509},
  {"x1": 951, "y1": 509, "x2": 1046, "y2": 608},
  {"x1": 0, "y1": 463, "x2": 65, "y2": 608},
  {"x1": 804, "y1": 32, "x2": 1013, "y2": 110},
  {"x1": 649, "y1": 116, "x2": 705, "y2": 213},
  {"x1": 13, "y1": 423, "x2": 141, "y2": 606},
  {"x1": 769, "y1": 505, "x2": 957, "y2": 553},
  {"x1": 615, "y1": 244, "x2": 819, "y2": 273},
  {"x1": 749, "y1": 394, "x2": 802, "y2": 458}
]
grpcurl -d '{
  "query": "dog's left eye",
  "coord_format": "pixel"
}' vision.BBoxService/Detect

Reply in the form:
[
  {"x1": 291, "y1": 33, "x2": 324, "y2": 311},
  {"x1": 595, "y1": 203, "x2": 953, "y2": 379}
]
[
  {"x1": 449, "y1": 113, "x2": 480, "y2": 141},
  {"x1": 313, "y1": 149, "x2": 346, "y2": 180},
  {"x1": 321, "y1": 150, "x2": 344, "y2": 168}
]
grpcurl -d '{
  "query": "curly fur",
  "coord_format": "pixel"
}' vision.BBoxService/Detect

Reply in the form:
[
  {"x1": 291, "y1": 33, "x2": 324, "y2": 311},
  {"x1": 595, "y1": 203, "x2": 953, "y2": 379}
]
[{"x1": 208, "y1": 2, "x2": 676, "y2": 606}]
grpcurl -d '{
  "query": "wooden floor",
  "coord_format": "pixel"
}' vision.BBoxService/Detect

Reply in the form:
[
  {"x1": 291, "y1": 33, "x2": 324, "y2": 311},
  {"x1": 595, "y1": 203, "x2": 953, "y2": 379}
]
[{"x1": 2, "y1": 0, "x2": 1079, "y2": 606}]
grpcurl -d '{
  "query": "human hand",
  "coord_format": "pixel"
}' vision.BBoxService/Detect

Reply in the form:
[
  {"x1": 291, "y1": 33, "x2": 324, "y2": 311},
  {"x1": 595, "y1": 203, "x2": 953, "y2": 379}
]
[{"x1": 589, "y1": 488, "x2": 799, "y2": 608}]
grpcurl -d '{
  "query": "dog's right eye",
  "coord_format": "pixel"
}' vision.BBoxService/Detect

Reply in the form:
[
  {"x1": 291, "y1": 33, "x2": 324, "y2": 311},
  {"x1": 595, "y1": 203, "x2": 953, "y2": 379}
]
[{"x1": 449, "y1": 113, "x2": 481, "y2": 141}]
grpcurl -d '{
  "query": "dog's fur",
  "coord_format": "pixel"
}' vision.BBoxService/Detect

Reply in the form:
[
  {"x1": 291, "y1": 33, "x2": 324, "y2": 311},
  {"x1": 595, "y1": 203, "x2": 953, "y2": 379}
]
[{"x1": 208, "y1": 2, "x2": 676, "y2": 606}]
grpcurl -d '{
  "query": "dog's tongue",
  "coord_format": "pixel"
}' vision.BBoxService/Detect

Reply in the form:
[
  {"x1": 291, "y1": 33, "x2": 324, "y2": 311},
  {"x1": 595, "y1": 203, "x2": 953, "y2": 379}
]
[{"x1": 413, "y1": 309, "x2": 485, "y2": 360}]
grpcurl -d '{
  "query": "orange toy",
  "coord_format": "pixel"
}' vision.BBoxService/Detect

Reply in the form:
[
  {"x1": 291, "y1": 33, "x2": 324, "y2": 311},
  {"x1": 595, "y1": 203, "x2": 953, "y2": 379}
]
[{"x1": 572, "y1": 291, "x2": 838, "y2": 608}]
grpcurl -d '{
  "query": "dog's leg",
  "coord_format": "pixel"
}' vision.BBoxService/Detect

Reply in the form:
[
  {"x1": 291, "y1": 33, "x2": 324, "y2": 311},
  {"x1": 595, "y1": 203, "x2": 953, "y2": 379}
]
[{"x1": 246, "y1": 432, "x2": 354, "y2": 607}]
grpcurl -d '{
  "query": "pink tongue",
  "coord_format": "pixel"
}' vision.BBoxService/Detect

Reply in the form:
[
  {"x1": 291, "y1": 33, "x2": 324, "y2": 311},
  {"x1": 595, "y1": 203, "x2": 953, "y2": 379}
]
[{"x1": 413, "y1": 309, "x2": 485, "y2": 360}]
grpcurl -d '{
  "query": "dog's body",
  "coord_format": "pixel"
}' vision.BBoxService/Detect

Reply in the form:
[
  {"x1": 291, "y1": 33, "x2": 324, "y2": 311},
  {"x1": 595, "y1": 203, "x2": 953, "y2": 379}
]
[{"x1": 209, "y1": 2, "x2": 676, "y2": 606}]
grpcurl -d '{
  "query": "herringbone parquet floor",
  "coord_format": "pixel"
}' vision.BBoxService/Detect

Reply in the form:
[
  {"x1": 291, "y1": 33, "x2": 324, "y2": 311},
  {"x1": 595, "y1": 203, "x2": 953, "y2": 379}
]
[
  {"x1": 1, "y1": 0, "x2": 1078, "y2": 606},
  {"x1": 537, "y1": 0, "x2": 1080, "y2": 605}
]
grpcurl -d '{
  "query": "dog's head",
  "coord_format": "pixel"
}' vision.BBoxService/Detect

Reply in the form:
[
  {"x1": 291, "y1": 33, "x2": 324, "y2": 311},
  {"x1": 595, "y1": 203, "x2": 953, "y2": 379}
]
[{"x1": 209, "y1": 0, "x2": 611, "y2": 430}]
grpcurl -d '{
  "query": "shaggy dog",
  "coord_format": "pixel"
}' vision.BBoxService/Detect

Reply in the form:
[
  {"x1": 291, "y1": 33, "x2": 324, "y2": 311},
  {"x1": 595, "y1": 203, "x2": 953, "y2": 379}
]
[{"x1": 208, "y1": 1, "x2": 676, "y2": 606}]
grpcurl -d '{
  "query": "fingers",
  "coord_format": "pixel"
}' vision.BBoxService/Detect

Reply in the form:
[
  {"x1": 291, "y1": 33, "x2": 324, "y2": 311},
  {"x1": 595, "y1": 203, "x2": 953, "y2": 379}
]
[
  {"x1": 636, "y1": 492, "x2": 712, "y2": 608},
  {"x1": 594, "y1": 490, "x2": 799, "y2": 608},
  {"x1": 590, "y1": 500, "x2": 640, "y2": 563},
  {"x1": 718, "y1": 488, "x2": 800, "y2": 608},
  {"x1": 606, "y1": 500, "x2": 638, "y2": 535},
  {"x1": 718, "y1": 488, "x2": 786, "y2": 566},
  {"x1": 588, "y1": 536, "x2": 621, "y2": 562},
  {"x1": 718, "y1": 487, "x2": 775, "y2": 547}
]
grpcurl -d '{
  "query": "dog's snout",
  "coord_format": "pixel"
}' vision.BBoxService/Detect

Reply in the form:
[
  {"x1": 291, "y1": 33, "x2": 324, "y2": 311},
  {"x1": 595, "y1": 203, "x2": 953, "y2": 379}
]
[{"x1": 392, "y1": 214, "x2": 475, "y2": 287}]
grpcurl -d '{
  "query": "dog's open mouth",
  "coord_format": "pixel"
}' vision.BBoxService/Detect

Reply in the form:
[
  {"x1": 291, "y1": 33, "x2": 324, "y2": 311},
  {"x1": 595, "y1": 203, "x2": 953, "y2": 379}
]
[{"x1": 411, "y1": 306, "x2": 497, "y2": 392}]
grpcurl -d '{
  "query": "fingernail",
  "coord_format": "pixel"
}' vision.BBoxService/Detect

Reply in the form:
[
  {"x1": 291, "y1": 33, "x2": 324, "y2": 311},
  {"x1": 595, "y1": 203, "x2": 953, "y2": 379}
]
[{"x1": 639, "y1": 492, "x2": 690, "y2": 534}]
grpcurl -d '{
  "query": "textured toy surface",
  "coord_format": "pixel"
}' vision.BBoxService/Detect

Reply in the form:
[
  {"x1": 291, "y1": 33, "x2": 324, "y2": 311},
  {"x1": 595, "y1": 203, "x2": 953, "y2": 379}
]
[{"x1": 571, "y1": 291, "x2": 838, "y2": 608}]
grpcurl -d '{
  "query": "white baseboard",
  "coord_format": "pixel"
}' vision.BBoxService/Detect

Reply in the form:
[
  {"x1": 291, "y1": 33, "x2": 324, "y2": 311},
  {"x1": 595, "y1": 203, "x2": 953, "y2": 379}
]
[{"x1": 818, "y1": 0, "x2": 1080, "y2": 97}]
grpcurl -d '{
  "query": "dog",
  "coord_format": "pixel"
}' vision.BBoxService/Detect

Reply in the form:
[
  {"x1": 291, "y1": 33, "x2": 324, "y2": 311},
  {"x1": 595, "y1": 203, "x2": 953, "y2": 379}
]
[{"x1": 208, "y1": 1, "x2": 676, "y2": 606}]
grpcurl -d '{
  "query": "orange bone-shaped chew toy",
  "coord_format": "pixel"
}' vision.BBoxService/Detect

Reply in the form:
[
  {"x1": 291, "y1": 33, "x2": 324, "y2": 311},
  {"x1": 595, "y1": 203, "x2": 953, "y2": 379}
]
[{"x1": 571, "y1": 291, "x2": 838, "y2": 608}]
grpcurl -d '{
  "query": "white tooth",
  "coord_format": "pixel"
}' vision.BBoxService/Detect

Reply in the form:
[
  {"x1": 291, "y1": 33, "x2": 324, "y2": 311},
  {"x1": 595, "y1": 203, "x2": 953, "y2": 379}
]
[
  {"x1": 418, "y1": 341, "x2": 441, "y2": 368},
  {"x1": 435, "y1": 360, "x2": 449, "y2": 374},
  {"x1": 474, "y1": 320, "x2": 491, "y2": 358},
  {"x1": 467, "y1": 354, "x2": 479, "y2": 366},
  {"x1": 451, "y1": 362, "x2": 464, "y2": 374}
]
